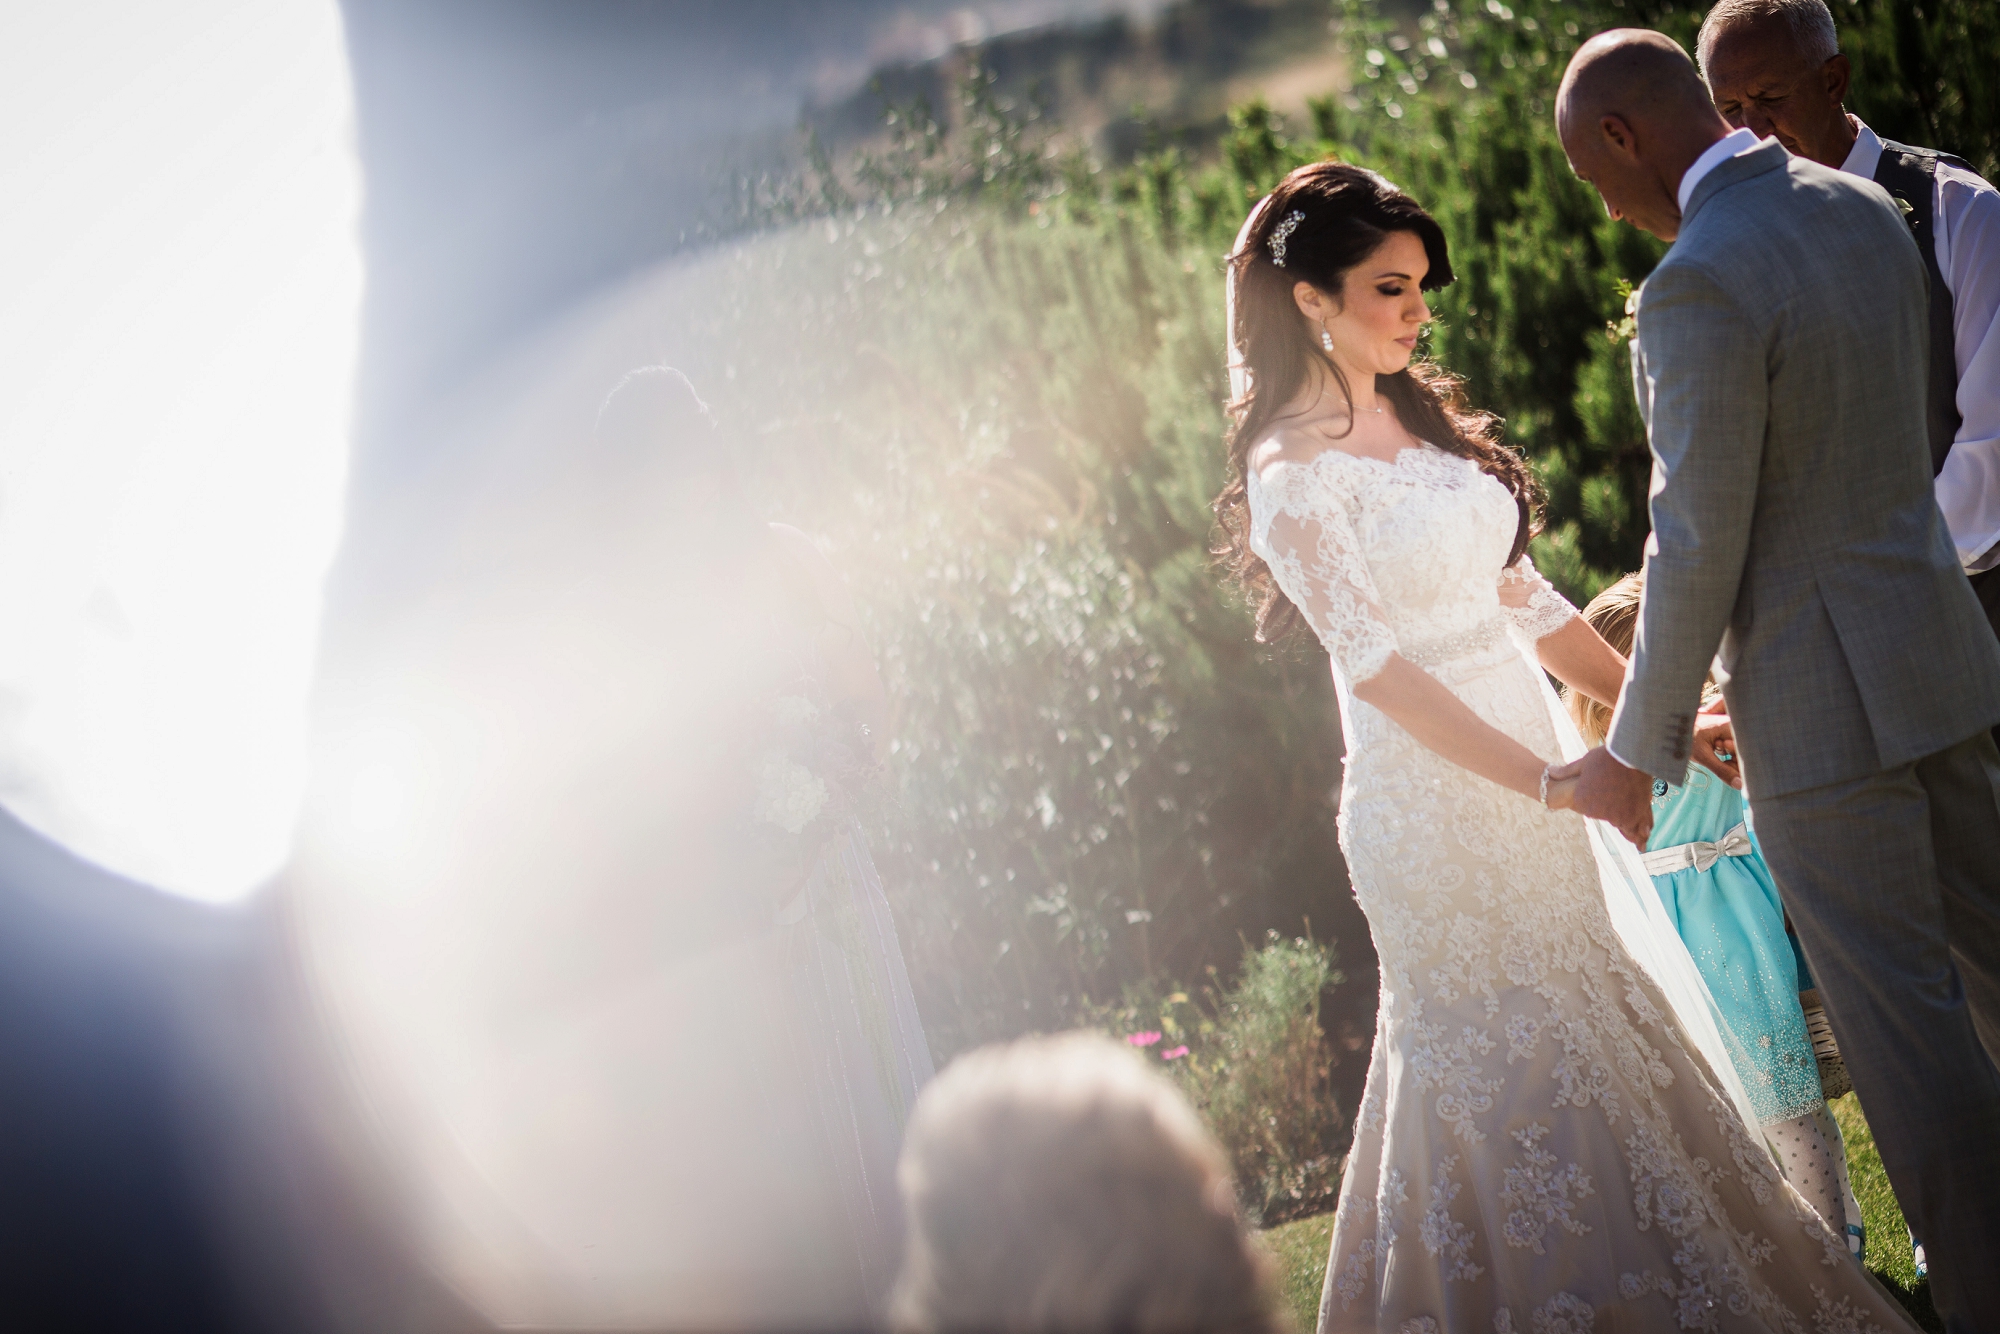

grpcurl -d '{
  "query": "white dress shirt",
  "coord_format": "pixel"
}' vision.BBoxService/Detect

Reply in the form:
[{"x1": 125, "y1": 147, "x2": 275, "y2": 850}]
[
  {"x1": 1676, "y1": 126, "x2": 1763, "y2": 215},
  {"x1": 1842, "y1": 117, "x2": 2000, "y2": 571}
]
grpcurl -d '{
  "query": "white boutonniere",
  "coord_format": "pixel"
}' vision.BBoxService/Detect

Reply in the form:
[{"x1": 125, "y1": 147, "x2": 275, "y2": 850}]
[{"x1": 1607, "y1": 278, "x2": 1642, "y2": 346}]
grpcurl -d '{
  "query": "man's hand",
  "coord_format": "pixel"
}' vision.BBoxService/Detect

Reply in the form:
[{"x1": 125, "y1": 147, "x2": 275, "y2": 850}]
[
  {"x1": 1548, "y1": 745, "x2": 1656, "y2": 848},
  {"x1": 1691, "y1": 709, "x2": 1741, "y2": 789}
]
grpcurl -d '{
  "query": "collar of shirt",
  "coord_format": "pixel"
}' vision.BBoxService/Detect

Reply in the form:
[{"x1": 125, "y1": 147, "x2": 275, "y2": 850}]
[
  {"x1": 1839, "y1": 115, "x2": 1883, "y2": 179},
  {"x1": 1676, "y1": 126, "x2": 1764, "y2": 215}
]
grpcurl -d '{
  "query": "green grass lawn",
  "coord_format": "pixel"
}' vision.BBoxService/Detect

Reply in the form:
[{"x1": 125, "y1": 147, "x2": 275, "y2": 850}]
[
  {"x1": 1262, "y1": 1207, "x2": 1336, "y2": 1329},
  {"x1": 1260, "y1": 1093, "x2": 1939, "y2": 1331},
  {"x1": 1828, "y1": 1092, "x2": 1941, "y2": 1331}
]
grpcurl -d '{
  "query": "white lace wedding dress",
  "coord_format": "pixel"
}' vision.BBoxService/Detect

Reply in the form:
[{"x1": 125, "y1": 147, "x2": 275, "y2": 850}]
[{"x1": 1248, "y1": 443, "x2": 1914, "y2": 1334}]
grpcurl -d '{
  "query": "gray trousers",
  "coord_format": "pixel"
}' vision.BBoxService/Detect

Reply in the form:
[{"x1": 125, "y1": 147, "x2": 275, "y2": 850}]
[{"x1": 1754, "y1": 730, "x2": 2000, "y2": 1334}]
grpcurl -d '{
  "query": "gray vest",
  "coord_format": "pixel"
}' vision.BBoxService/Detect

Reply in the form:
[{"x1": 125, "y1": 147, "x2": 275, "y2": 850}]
[
  {"x1": 1875, "y1": 140, "x2": 2000, "y2": 646},
  {"x1": 1872, "y1": 139, "x2": 1969, "y2": 474}
]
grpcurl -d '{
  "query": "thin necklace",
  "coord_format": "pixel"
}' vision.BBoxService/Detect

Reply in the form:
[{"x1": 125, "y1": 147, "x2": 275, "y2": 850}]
[{"x1": 1325, "y1": 386, "x2": 1384, "y2": 416}]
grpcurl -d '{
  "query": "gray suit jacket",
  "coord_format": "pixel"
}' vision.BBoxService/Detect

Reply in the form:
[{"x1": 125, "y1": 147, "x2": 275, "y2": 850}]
[{"x1": 1609, "y1": 138, "x2": 2000, "y2": 796}]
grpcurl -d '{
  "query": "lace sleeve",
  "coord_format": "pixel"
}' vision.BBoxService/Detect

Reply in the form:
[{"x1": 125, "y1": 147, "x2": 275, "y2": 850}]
[
  {"x1": 1496, "y1": 552, "x2": 1577, "y2": 642},
  {"x1": 1251, "y1": 474, "x2": 1399, "y2": 685}
]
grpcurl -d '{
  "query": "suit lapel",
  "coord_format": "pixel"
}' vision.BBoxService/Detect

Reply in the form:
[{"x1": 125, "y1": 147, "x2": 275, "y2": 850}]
[{"x1": 1629, "y1": 318, "x2": 1652, "y2": 431}]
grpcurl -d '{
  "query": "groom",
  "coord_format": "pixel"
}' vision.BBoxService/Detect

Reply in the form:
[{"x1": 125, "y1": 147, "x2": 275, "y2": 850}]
[{"x1": 1553, "y1": 28, "x2": 2000, "y2": 1330}]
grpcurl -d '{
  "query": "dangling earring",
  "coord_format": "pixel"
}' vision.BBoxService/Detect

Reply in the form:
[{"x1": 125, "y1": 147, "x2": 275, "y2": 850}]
[{"x1": 1319, "y1": 325, "x2": 1335, "y2": 353}]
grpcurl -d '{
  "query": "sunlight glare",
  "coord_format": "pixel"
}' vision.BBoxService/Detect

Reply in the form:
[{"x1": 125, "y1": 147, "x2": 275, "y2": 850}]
[{"x1": 0, "y1": 0, "x2": 360, "y2": 901}]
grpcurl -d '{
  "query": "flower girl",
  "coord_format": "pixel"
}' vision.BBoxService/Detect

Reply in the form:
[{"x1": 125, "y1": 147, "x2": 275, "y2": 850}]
[{"x1": 1570, "y1": 572, "x2": 1865, "y2": 1259}]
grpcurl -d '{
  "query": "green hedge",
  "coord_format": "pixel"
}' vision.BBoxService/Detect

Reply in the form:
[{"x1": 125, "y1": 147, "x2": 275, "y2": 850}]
[{"x1": 668, "y1": 201, "x2": 1355, "y2": 1058}]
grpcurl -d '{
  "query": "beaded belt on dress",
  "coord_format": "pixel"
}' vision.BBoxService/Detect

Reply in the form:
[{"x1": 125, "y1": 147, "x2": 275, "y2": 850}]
[{"x1": 1402, "y1": 615, "x2": 1510, "y2": 667}]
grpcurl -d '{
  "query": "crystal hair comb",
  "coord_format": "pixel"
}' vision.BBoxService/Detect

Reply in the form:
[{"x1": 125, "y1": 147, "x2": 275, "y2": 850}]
[{"x1": 1268, "y1": 210, "x2": 1305, "y2": 268}]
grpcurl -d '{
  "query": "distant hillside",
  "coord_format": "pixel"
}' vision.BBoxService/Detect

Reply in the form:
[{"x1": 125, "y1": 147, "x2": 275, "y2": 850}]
[
  {"x1": 807, "y1": 0, "x2": 1356, "y2": 166},
  {"x1": 337, "y1": 0, "x2": 1161, "y2": 449}
]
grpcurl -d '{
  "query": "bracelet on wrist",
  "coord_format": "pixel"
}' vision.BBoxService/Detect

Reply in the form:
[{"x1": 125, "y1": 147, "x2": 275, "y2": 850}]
[{"x1": 1539, "y1": 763, "x2": 1553, "y2": 807}]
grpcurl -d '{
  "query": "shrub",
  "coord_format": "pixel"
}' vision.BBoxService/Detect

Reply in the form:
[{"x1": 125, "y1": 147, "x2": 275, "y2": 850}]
[
  {"x1": 652, "y1": 199, "x2": 1361, "y2": 1061},
  {"x1": 1091, "y1": 933, "x2": 1346, "y2": 1226}
]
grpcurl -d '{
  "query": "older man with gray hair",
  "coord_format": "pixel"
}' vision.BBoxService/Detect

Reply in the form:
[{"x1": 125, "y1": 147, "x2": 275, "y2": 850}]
[{"x1": 1701, "y1": 0, "x2": 2000, "y2": 688}]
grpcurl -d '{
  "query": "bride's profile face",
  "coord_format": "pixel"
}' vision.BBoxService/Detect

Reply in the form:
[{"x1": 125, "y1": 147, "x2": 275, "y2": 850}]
[{"x1": 1293, "y1": 230, "x2": 1432, "y2": 380}]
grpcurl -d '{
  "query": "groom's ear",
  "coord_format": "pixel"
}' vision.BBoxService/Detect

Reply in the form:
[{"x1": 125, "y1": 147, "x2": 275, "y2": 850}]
[
  {"x1": 1822, "y1": 53, "x2": 1851, "y2": 108},
  {"x1": 1599, "y1": 112, "x2": 1641, "y2": 163}
]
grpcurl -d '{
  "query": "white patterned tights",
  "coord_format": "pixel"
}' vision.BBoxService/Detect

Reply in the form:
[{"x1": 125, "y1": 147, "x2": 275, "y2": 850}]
[{"x1": 1766, "y1": 1103, "x2": 1864, "y2": 1258}]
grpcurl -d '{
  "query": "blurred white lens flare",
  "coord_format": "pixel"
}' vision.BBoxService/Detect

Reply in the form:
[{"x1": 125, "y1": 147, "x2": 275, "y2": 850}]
[{"x1": 0, "y1": 0, "x2": 360, "y2": 901}]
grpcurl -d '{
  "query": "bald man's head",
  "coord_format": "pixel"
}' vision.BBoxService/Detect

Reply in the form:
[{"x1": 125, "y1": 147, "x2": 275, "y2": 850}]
[
  {"x1": 1557, "y1": 29, "x2": 1734, "y2": 241},
  {"x1": 1557, "y1": 29, "x2": 1718, "y2": 144}
]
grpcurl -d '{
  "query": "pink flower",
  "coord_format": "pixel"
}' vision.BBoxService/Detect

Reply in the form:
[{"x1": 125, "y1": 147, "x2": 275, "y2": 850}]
[
  {"x1": 1162, "y1": 1045, "x2": 1189, "y2": 1060},
  {"x1": 1126, "y1": 1031, "x2": 1162, "y2": 1047}
]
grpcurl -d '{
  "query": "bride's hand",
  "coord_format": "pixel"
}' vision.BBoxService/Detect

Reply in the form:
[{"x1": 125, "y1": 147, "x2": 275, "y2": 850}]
[{"x1": 1543, "y1": 771, "x2": 1581, "y2": 812}]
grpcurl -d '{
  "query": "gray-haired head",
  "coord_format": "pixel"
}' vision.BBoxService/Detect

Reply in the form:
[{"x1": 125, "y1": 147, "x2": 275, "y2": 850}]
[
  {"x1": 1696, "y1": 0, "x2": 1838, "y2": 76},
  {"x1": 1698, "y1": 0, "x2": 1855, "y2": 168}
]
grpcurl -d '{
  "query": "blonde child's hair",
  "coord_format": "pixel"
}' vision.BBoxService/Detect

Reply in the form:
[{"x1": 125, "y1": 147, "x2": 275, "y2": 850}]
[
  {"x1": 889, "y1": 1031, "x2": 1283, "y2": 1334},
  {"x1": 1568, "y1": 570, "x2": 1721, "y2": 745},
  {"x1": 1568, "y1": 574, "x2": 1645, "y2": 745}
]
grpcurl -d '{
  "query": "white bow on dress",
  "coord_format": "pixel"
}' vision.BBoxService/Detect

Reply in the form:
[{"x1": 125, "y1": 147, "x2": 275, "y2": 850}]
[{"x1": 1639, "y1": 820, "x2": 1753, "y2": 876}]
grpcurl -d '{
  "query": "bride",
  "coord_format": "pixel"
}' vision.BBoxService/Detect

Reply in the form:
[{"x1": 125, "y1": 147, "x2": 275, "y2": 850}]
[{"x1": 1218, "y1": 162, "x2": 1915, "y2": 1332}]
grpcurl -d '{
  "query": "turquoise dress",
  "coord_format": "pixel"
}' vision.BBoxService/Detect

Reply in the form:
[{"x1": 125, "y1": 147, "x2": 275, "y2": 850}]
[{"x1": 1646, "y1": 765, "x2": 1824, "y2": 1125}]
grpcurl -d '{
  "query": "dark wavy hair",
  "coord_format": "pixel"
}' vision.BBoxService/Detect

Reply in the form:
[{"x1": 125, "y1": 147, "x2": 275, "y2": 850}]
[{"x1": 1214, "y1": 162, "x2": 1542, "y2": 643}]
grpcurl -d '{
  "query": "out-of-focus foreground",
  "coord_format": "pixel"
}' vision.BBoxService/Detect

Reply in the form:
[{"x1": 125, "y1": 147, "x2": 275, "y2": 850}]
[
  {"x1": 2, "y1": 0, "x2": 1993, "y2": 1327},
  {"x1": 290, "y1": 0, "x2": 1998, "y2": 1319}
]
